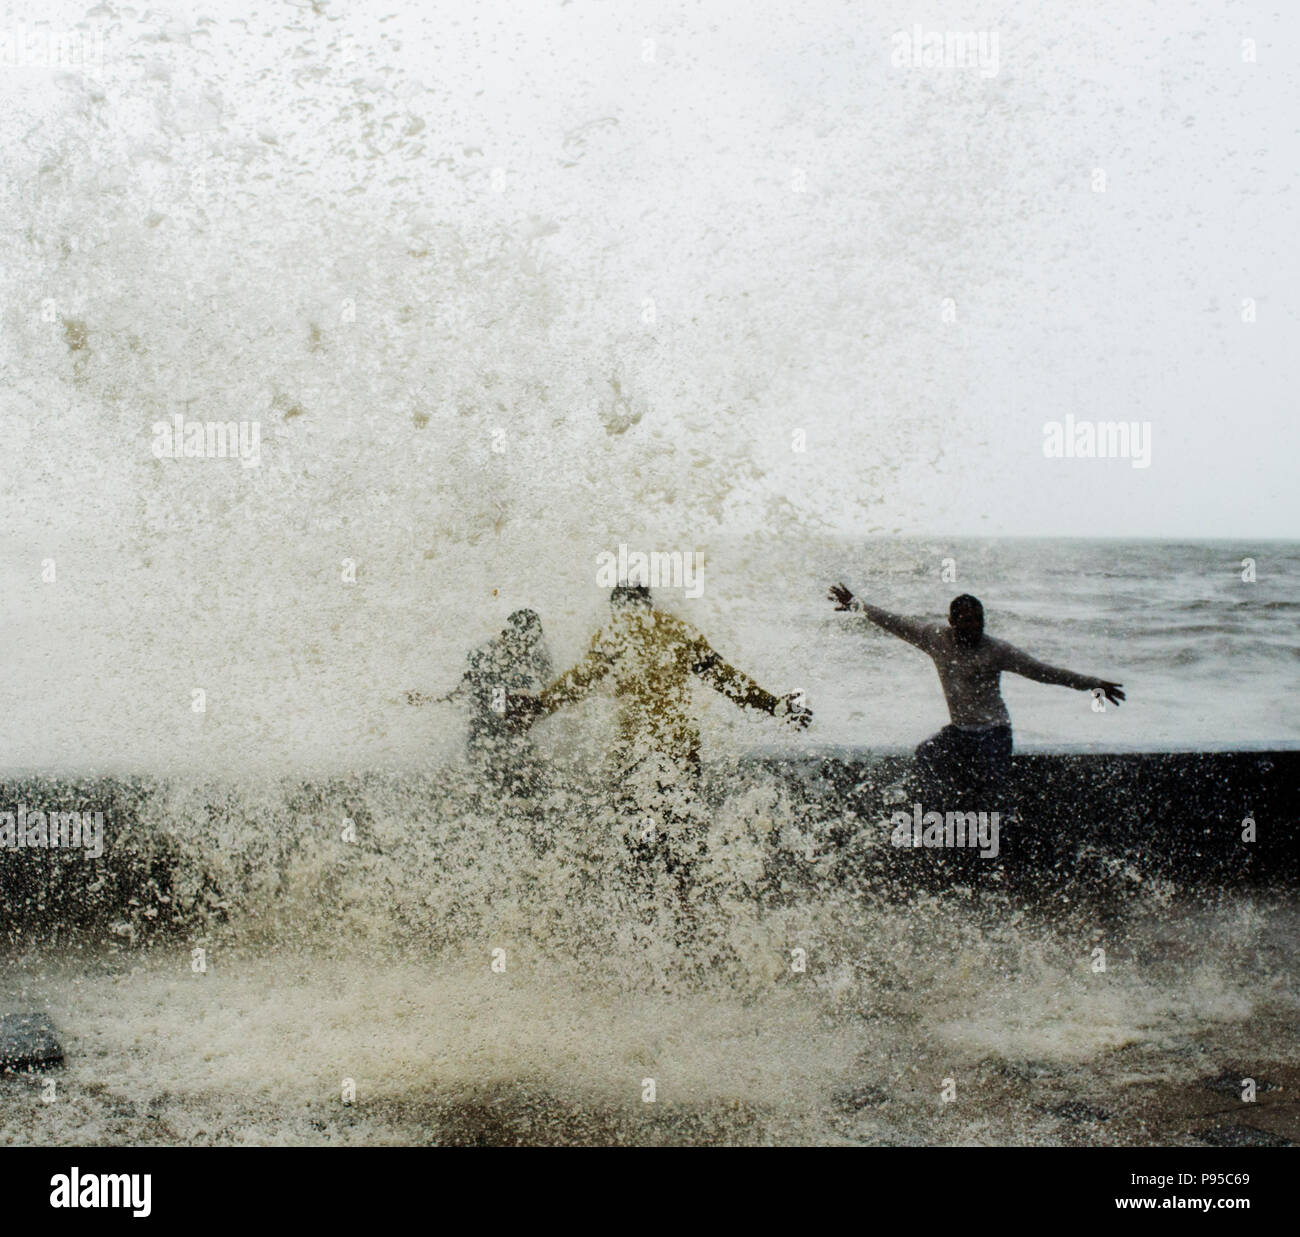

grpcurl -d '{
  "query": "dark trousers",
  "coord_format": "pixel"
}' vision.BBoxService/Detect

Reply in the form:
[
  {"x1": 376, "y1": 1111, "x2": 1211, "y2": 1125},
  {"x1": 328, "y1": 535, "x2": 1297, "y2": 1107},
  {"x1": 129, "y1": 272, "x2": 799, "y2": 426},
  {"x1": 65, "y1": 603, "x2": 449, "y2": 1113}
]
[{"x1": 913, "y1": 724, "x2": 1012, "y2": 814}]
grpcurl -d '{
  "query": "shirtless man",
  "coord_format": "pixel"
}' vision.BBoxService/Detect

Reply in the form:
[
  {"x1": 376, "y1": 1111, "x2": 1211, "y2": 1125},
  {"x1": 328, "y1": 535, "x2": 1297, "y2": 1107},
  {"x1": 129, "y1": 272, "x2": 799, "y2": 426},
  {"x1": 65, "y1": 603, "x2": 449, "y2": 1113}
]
[{"x1": 828, "y1": 586, "x2": 1124, "y2": 805}]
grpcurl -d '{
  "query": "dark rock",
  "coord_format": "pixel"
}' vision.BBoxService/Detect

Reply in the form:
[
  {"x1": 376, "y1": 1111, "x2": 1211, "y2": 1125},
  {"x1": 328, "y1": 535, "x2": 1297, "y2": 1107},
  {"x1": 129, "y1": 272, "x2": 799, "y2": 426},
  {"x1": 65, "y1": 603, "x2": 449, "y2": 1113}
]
[
  {"x1": 997, "y1": 1060, "x2": 1068, "y2": 1083},
  {"x1": 833, "y1": 1084, "x2": 890, "y2": 1112},
  {"x1": 1195, "y1": 1125, "x2": 1295, "y2": 1148},
  {"x1": 0, "y1": 1013, "x2": 64, "y2": 1071},
  {"x1": 1200, "y1": 1071, "x2": 1281, "y2": 1097},
  {"x1": 1041, "y1": 1100, "x2": 1111, "y2": 1124}
]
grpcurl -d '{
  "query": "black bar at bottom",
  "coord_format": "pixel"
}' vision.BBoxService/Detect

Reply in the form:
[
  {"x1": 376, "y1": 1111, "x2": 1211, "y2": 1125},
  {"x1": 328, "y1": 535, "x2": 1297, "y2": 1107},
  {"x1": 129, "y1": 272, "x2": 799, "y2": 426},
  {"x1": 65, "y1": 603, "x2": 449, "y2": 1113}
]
[{"x1": 0, "y1": 1146, "x2": 1289, "y2": 1224}]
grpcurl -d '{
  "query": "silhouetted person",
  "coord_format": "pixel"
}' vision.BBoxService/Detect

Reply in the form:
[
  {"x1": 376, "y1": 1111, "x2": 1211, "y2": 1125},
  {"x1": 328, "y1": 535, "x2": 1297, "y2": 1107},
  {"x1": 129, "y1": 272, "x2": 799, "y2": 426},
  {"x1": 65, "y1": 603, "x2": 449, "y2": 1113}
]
[
  {"x1": 828, "y1": 586, "x2": 1123, "y2": 808},
  {"x1": 408, "y1": 608, "x2": 552, "y2": 796},
  {"x1": 510, "y1": 584, "x2": 810, "y2": 929}
]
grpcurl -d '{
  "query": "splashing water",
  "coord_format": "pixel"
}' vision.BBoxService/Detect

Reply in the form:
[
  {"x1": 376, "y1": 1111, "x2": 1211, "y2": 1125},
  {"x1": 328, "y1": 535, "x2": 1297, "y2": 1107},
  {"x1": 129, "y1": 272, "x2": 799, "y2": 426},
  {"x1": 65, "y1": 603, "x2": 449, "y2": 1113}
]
[{"x1": 1, "y1": 3, "x2": 1297, "y2": 1146}]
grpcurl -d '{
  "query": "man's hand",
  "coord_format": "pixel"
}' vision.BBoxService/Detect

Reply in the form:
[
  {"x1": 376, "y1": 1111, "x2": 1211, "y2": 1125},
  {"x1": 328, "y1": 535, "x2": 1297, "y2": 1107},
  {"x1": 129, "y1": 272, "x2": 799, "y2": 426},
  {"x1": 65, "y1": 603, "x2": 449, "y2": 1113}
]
[
  {"x1": 774, "y1": 692, "x2": 813, "y2": 730},
  {"x1": 1095, "y1": 680, "x2": 1125, "y2": 707},
  {"x1": 827, "y1": 582, "x2": 855, "y2": 611}
]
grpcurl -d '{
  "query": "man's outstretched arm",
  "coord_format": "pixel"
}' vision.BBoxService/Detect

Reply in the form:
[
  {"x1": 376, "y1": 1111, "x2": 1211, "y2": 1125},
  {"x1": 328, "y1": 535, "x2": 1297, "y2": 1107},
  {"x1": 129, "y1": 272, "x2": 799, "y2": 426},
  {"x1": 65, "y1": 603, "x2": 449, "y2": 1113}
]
[
  {"x1": 827, "y1": 583, "x2": 935, "y2": 652},
  {"x1": 690, "y1": 641, "x2": 812, "y2": 728},
  {"x1": 508, "y1": 639, "x2": 613, "y2": 729},
  {"x1": 406, "y1": 675, "x2": 467, "y2": 706},
  {"x1": 532, "y1": 634, "x2": 614, "y2": 713},
  {"x1": 997, "y1": 642, "x2": 1125, "y2": 706}
]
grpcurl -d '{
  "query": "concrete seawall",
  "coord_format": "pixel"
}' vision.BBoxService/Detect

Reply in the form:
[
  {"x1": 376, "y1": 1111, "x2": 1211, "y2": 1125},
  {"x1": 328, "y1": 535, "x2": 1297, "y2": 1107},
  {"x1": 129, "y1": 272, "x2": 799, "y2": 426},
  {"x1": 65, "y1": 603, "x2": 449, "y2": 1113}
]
[
  {"x1": 746, "y1": 746, "x2": 1300, "y2": 887},
  {"x1": 1, "y1": 749, "x2": 1296, "y2": 944}
]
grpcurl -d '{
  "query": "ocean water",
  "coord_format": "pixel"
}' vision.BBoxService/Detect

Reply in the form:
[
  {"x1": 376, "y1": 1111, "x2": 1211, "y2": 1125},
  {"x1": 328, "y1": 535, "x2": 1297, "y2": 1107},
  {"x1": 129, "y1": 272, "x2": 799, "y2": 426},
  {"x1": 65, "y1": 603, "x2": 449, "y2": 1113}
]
[
  {"x1": 0, "y1": 1, "x2": 1294, "y2": 774},
  {"x1": 768, "y1": 536, "x2": 1300, "y2": 752},
  {"x1": 1, "y1": 536, "x2": 1295, "y2": 778}
]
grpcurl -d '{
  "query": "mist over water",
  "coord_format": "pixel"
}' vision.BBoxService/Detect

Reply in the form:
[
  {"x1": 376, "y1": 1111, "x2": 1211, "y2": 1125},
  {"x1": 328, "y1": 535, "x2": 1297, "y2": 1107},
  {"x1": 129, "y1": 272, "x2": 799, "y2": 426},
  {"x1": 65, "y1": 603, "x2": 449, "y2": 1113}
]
[
  {"x1": 1, "y1": 2, "x2": 1297, "y2": 1146},
  {"x1": 2, "y1": 3, "x2": 1295, "y2": 772},
  {"x1": 0, "y1": 0, "x2": 929, "y2": 774}
]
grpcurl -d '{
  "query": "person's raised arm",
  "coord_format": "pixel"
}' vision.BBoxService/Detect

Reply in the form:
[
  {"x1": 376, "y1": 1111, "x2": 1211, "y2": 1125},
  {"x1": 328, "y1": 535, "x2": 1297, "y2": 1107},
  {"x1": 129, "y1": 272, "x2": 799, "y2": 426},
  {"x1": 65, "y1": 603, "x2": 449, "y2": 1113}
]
[
  {"x1": 827, "y1": 583, "x2": 936, "y2": 652},
  {"x1": 996, "y1": 640, "x2": 1125, "y2": 706}
]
